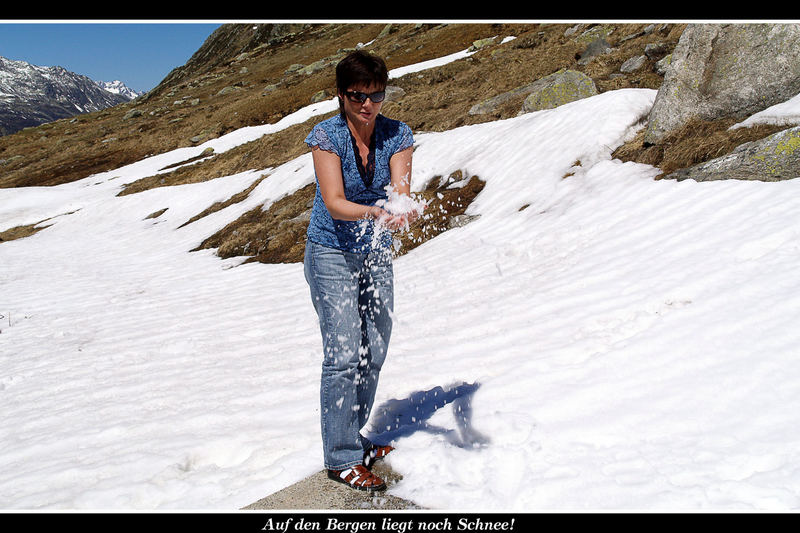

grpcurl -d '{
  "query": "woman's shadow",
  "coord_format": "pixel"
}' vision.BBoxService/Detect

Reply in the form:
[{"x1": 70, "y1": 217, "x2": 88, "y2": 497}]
[{"x1": 363, "y1": 381, "x2": 490, "y2": 449}]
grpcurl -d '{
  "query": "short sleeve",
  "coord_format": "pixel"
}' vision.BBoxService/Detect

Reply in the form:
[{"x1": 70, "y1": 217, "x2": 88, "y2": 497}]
[
  {"x1": 393, "y1": 122, "x2": 414, "y2": 154},
  {"x1": 304, "y1": 123, "x2": 339, "y2": 155}
]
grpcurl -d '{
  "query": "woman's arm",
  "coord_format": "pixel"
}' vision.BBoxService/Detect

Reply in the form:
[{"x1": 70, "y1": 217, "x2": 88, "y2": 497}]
[
  {"x1": 312, "y1": 144, "x2": 418, "y2": 229},
  {"x1": 389, "y1": 146, "x2": 413, "y2": 196},
  {"x1": 311, "y1": 146, "x2": 384, "y2": 221},
  {"x1": 388, "y1": 146, "x2": 422, "y2": 226}
]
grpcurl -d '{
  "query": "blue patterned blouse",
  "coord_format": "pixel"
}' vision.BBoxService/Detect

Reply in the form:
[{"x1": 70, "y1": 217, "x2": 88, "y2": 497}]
[{"x1": 304, "y1": 113, "x2": 414, "y2": 253}]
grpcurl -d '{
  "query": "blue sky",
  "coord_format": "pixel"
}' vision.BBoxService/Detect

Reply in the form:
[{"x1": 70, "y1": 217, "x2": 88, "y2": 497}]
[{"x1": 0, "y1": 22, "x2": 222, "y2": 93}]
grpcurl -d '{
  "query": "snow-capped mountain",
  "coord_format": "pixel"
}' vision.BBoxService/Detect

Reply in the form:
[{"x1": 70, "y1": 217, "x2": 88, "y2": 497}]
[
  {"x1": 0, "y1": 56, "x2": 138, "y2": 136},
  {"x1": 96, "y1": 79, "x2": 142, "y2": 100}
]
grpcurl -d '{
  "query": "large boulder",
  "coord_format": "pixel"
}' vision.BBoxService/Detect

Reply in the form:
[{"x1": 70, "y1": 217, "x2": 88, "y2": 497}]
[
  {"x1": 468, "y1": 69, "x2": 597, "y2": 116},
  {"x1": 521, "y1": 69, "x2": 598, "y2": 113},
  {"x1": 644, "y1": 24, "x2": 800, "y2": 145}
]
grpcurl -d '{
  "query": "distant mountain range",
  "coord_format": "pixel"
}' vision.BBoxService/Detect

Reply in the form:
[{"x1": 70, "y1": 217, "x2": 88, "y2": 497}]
[{"x1": 0, "y1": 55, "x2": 142, "y2": 136}]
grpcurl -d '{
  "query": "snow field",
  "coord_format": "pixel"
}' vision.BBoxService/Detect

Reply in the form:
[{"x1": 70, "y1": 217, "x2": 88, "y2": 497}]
[{"x1": 2, "y1": 71, "x2": 800, "y2": 511}]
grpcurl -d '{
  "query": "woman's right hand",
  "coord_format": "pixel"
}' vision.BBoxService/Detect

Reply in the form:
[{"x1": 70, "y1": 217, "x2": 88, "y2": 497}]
[{"x1": 369, "y1": 206, "x2": 408, "y2": 231}]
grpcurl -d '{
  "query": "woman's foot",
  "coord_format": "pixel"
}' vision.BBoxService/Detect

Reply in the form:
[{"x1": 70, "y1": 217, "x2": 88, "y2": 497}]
[
  {"x1": 363, "y1": 444, "x2": 394, "y2": 470},
  {"x1": 327, "y1": 465, "x2": 387, "y2": 492}
]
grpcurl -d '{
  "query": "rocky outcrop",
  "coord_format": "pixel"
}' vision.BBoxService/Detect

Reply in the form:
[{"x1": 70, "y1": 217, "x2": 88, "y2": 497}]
[
  {"x1": 521, "y1": 69, "x2": 598, "y2": 113},
  {"x1": 665, "y1": 126, "x2": 800, "y2": 182},
  {"x1": 577, "y1": 38, "x2": 612, "y2": 65},
  {"x1": 149, "y1": 23, "x2": 312, "y2": 97},
  {"x1": 469, "y1": 69, "x2": 597, "y2": 116},
  {"x1": 644, "y1": 24, "x2": 800, "y2": 146}
]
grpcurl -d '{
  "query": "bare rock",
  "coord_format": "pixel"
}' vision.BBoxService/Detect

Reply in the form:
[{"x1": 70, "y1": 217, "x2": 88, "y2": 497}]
[
  {"x1": 664, "y1": 125, "x2": 800, "y2": 182},
  {"x1": 521, "y1": 69, "x2": 598, "y2": 113},
  {"x1": 645, "y1": 24, "x2": 800, "y2": 145}
]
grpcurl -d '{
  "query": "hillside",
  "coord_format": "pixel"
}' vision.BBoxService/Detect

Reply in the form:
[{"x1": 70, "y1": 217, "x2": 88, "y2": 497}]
[
  {"x1": 5, "y1": 22, "x2": 789, "y2": 263},
  {"x1": 0, "y1": 22, "x2": 694, "y2": 256},
  {"x1": 2, "y1": 22, "x2": 673, "y2": 178}
]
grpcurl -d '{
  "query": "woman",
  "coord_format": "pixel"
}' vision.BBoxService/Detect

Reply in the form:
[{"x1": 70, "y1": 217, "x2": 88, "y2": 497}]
[{"x1": 303, "y1": 50, "x2": 419, "y2": 492}]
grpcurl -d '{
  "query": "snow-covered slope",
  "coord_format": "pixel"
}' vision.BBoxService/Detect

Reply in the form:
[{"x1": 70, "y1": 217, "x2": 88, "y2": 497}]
[{"x1": 2, "y1": 64, "x2": 800, "y2": 511}]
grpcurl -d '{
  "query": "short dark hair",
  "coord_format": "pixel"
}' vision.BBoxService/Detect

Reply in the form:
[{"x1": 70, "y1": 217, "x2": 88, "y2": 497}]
[{"x1": 336, "y1": 50, "x2": 388, "y2": 112}]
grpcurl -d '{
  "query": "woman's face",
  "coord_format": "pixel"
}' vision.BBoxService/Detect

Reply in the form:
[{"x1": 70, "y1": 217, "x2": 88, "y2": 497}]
[{"x1": 339, "y1": 83, "x2": 384, "y2": 128}]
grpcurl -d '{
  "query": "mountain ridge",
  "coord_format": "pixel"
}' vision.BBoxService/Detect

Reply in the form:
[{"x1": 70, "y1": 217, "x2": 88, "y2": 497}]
[
  {"x1": 96, "y1": 79, "x2": 142, "y2": 100},
  {"x1": 0, "y1": 55, "x2": 140, "y2": 136}
]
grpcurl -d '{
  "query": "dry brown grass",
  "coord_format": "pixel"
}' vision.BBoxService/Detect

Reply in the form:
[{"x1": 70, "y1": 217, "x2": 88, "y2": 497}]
[
  {"x1": 118, "y1": 118, "x2": 323, "y2": 196},
  {"x1": 613, "y1": 118, "x2": 789, "y2": 178},
  {"x1": 0, "y1": 221, "x2": 52, "y2": 242},
  {"x1": 395, "y1": 172, "x2": 486, "y2": 257},
  {"x1": 0, "y1": 208, "x2": 80, "y2": 243},
  {"x1": 192, "y1": 182, "x2": 317, "y2": 264},
  {"x1": 190, "y1": 169, "x2": 486, "y2": 264}
]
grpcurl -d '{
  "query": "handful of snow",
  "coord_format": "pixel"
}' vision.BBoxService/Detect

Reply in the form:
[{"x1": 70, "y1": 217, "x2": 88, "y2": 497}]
[
  {"x1": 374, "y1": 186, "x2": 427, "y2": 232},
  {"x1": 363, "y1": 185, "x2": 428, "y2": 255}
]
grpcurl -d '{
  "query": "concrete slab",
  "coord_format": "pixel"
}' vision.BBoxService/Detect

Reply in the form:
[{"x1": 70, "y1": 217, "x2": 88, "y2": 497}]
[{"x1": 241, "y1": 463, "x2": 425, "y2": 511}]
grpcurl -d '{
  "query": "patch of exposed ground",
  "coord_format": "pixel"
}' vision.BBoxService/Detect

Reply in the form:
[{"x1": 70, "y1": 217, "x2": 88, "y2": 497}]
[
  {"x1": 0, "y1": 210, "x2": 79, "y2": 243},
  {"x1": 192, "y1": 182, "x2": 316, "y2": 264},
  {"x1": 0, "y1": 221, "x2": 53, "y2": 243},
  {"x1": 190, "y1": 170, "x2": 485, "y2": 264},
  {"x1": 613, "y1": 118, "x2": 790, "y2": 178},
  {"x1": 117, "y1": 119, "x2": 320, "y2": 197}
]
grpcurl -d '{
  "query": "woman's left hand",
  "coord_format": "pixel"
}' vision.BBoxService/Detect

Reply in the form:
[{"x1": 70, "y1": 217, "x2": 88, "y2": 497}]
[
  {"x1": 377, "y1": 202, "x2": 426, "y2": 231},
  {"x1": 375, "y1": 209, "x2": 408, "y2": 231}
]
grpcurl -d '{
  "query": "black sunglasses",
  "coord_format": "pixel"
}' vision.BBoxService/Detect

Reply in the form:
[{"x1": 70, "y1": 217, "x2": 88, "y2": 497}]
[{"x1": 343, "y1": 89, "x2": 386, "y2": 104}]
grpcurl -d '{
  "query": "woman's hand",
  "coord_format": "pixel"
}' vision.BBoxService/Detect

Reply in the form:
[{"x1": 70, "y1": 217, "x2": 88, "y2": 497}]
[
  {"x1": 368, "y1": 203, "x2": 426, "y2": 231},
  {"x1": 368, "y1": 206, "x2": 406, "y2": 231},
  {"x1": 404, "y1": 205, "x2": 423, "y2": 225}
]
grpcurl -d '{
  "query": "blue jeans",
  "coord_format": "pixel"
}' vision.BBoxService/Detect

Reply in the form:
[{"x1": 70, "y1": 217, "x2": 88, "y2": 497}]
[{"x1": 304, "y1": 240, "x2": 394, "y2": 470}]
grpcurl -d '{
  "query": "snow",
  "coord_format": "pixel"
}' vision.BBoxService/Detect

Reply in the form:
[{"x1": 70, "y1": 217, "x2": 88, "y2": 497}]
[
  {"x1": 731, "y1": 92, "x2": 800, "y2": 129},
  {"x1": 388, "y1": 48, "x2": 478, "y2": 79},
  {"x1": 3, "y1": 48, "x2": 800, "y2": 513},
  {"x1": 96, "y1": 80, "x2": 141, "y2": 100}
]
